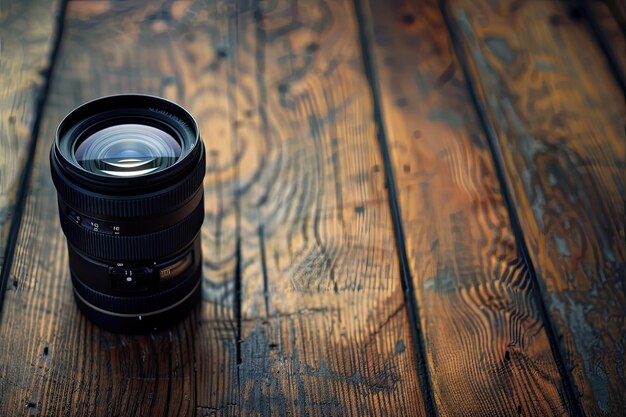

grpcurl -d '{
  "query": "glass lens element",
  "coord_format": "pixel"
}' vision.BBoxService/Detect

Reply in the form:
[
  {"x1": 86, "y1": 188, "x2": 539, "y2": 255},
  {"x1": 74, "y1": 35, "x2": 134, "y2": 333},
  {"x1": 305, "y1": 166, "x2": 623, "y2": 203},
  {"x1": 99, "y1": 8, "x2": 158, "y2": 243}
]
[{"x1": 74, "y1": 124, "x2": 182, "y2": 177}]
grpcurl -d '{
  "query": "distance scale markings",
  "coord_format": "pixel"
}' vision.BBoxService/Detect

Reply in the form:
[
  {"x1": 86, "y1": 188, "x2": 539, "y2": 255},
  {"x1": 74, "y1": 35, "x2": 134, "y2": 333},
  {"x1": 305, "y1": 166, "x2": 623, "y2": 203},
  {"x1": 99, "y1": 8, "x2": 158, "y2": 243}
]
[{"x1": 67, "y1": 209, "x2": 122, "y2": 235}]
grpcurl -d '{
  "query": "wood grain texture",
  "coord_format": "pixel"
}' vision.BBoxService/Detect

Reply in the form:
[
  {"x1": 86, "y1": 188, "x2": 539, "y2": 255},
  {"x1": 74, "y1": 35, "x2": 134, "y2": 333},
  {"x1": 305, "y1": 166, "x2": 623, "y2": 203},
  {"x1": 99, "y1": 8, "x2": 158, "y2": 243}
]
[
  {"x1": 0, "y1": 0, "x2": 60, "y2": 272},
  {"x1": 446, "y1": 0, "x2": 626, "y2": 415},
  {"x1": 586, "y1": 0, "x2": 625, "y2": 83},
  {"x1": 360, "y1": 0, "x2": 576, "y2": 415},
  {"x1": 0, "y1": 1, "x2": 428, "y2": 416},
  {"x1": 227, "y1": 1, "x2": 427, "y2": 415},
  {"x1": 0, "y1": 1, "x2": 235, "y2": 416}
]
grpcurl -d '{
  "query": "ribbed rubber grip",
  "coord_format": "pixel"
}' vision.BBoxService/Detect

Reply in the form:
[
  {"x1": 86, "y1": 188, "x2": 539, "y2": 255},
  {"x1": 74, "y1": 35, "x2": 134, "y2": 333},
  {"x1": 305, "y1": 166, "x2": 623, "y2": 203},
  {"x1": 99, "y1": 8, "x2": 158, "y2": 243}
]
[
  {"x1": 71, "y1": 266, "x2": 201, "y2": 315},
  {"x1": 51, "y1": 151, "x2": 205, "y2": 218},
  {"x1": 60, "y1": 198, "x2": 204, "y2": 262}
]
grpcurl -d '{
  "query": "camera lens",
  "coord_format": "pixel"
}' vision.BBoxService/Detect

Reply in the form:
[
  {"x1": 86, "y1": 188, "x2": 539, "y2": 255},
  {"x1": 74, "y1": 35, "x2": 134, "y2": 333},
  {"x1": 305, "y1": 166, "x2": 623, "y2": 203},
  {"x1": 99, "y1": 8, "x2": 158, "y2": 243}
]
[{"x1": 50, "y1": 95, "x2": 206, "y2": 333}]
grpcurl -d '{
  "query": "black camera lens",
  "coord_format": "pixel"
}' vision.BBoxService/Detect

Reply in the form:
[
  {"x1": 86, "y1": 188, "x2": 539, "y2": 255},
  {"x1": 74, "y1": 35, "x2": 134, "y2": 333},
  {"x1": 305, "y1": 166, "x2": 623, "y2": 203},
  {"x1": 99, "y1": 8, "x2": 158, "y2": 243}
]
[{"x1": 50, "y1": 95, "x2": 206, "y2": 333}]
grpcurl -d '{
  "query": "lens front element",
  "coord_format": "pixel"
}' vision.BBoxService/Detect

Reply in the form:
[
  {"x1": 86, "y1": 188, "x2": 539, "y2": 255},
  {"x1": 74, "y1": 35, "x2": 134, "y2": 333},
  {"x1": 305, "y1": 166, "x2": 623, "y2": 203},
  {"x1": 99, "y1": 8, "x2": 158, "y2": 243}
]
[{"x1": 75, "y1": 123, "x2": 182, "y2": 177}]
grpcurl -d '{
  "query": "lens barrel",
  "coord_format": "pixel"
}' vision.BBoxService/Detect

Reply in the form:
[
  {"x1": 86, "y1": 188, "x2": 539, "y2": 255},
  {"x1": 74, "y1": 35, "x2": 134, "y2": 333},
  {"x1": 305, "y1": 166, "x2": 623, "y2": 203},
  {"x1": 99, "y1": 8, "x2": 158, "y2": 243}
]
[{"x1": 50, "y1": 95, "x2": 205, "y2": 333}]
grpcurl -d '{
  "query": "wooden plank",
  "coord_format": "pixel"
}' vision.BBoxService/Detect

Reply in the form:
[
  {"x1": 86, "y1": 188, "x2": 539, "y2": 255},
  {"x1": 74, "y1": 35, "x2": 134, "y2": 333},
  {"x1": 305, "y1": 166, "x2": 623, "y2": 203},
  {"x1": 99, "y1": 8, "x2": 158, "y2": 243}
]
[
  {"x1": 359, "y1": 0, "x2": 577, "y2": 415},
  {"x1": 0, "y1": 1, "x2": 239, "y2": 416},
  {"x1": 229, "y1": 1, "x2": 429, "y2": 415},
  {"x1": 0, "y1": 0, "x2": 60, "y2": 272},
  {"x1": 446, "y1": 0, "x2": 626, "y2": 415}
]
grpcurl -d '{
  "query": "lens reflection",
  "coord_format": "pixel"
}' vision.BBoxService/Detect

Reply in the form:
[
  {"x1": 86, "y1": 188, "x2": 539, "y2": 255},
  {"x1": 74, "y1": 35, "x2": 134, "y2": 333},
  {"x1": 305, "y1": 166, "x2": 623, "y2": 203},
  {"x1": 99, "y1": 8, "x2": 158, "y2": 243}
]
[{"x1": 74, "y1": 124, "x2": 181, "y2": 177}]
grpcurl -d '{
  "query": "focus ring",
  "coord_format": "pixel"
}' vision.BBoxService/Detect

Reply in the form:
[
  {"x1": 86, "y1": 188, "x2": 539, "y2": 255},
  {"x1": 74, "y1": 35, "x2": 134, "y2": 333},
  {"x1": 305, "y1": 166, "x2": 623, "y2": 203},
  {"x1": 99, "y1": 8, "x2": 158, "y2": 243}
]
[
  {"x1": 51, "y1": 149, "x2": 205, "y2": 218},
  {"x1": 60, "y1": 198, "x2": 204, "y2": 262},
  {"x1": 71, "y1": 267, "x2": 201, "y2": 315}
]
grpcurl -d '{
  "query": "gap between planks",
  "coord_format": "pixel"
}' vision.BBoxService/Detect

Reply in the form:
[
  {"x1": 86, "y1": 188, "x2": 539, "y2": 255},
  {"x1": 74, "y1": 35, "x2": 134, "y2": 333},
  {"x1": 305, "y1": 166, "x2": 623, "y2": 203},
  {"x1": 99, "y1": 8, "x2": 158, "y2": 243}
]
[
  {"x1": 0, "y1": 0, "x2": 69, "y2": 321},
  {"x1": 579, "y1": 0, "x2": 626, "y2": 93},
  {"x1": 438, "y1": 0, "x2": 586, "y2": 415},
  {"x1": 352, "y1": 0, "x2": 437, "y2": 415}
]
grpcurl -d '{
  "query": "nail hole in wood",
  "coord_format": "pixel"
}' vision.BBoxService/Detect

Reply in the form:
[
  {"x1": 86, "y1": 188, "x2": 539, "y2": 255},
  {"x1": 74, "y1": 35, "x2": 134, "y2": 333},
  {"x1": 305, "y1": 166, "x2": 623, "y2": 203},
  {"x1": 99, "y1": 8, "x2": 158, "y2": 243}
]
[
  {"x1": 306, "y1": 42, "x2": 319, "y2": 53},
  {"x1": 568, "y1": 6, "x2": 583, "y2": 20},
  {"x1": 402, "y1": 13, "x2": 415, "y2": 25},
  {"x1": 396, "y1": 97, "x2": 408, "y2": 107}
]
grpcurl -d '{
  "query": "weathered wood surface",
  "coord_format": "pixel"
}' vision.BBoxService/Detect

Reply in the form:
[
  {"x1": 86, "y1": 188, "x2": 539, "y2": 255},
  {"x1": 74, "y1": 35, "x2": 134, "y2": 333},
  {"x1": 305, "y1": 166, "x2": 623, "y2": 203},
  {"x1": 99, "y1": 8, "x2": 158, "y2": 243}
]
[
  {"x1": 586, "y1": 0, "x2": 625, "y2": 85},
  {"x1": 2, "y1": 0, "x2": 625, "y2": 416},
  {"x1": 360, "y1": 0, "x2": 576, "y2": 415},
  {"x1": 0, "y1": 1, "x2": 428, "y2": 416},
  {"x1": 204, "y1": 0, "x2": 428, "y2": 415},
  {"x1": 0, "y1": 0, "x2": 60, "y2": 273},
  {"x1": 446, "y1": 0, "x2": 626, "y2": 415}
]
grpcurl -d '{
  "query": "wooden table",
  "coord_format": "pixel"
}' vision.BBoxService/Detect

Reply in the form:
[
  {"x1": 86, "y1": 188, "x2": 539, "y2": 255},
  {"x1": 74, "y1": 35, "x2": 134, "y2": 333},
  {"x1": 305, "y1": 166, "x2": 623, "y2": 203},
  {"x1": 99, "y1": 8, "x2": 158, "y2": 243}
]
[{"x1": 0, "y1": 1, "x2": 624, "y2": 416}]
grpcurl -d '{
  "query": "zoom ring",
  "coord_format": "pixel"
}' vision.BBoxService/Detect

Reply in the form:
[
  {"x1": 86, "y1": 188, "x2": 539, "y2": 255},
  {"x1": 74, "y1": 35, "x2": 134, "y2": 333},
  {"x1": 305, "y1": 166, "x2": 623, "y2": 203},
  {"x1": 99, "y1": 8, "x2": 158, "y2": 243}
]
[
  {"x1": 71, "y1": 267, "x2": 201, "y2": 315},
  {"x1": 51, "y1": 151, "x2": 205, "y2": 218},
  {"x1": 60, "y1": 198, "x2": 204, "y2": 262}
]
